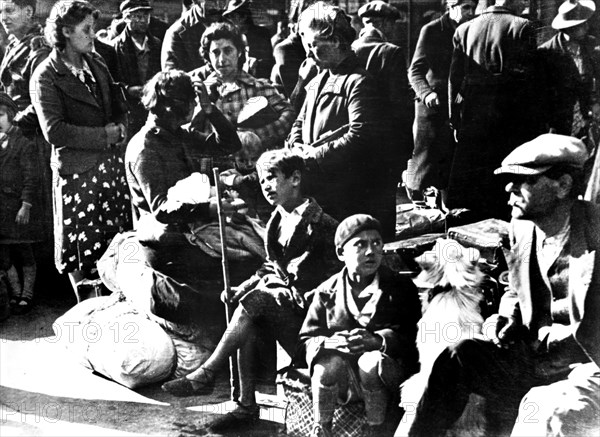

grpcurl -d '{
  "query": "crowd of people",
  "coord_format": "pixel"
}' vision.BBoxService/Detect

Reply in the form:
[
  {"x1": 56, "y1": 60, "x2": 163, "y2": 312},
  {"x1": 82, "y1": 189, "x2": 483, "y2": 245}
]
[{"x1": 0, "y1": 0, "x2": 599, "y2": 436}]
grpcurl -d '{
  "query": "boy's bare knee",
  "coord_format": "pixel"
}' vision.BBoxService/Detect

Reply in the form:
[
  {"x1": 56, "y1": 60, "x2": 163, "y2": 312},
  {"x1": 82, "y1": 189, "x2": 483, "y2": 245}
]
[
  {"x1": 313, "y1": 353, "x2": 347, "y2": 385},
  {"x1": 358, "y1": 351, "x2": 384, "y2": 388},
  {"x1": 358, "y1": 351, "x2": 382, "y2": 375}
]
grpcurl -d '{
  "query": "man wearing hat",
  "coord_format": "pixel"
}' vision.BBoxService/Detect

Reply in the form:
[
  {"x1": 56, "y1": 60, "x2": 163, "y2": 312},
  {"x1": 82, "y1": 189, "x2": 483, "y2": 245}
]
[
  {"x1": 406, "y1": 0, "x2": 475, "y2": 202},
  {"x1": 538, "y1": 0, "x2": 600, "y2": 137},
  {"x1": 405, "y1": 134, "x2": 600, "y2": 437},
  {"x1": 446, "y1": 0, "x2": 542, "y2": 220},
  {"x1": 113, "y1": 0, "x2": 162, "y2": 136},
  {"x1": 106, "y1": 0, "x2": 169, "y2": 41},
  {"x1": 352, "y1": 1, "x2": 413, "y2": 223},
  {"x1": 223, "y1": 0, "x2": 274, "y2": 79},
  {"x1": 299, "y1": 214, "x2": 420, "y2": 437},
  {"x1": 162, "y1": 0, "x2": 225, "y2": 71}
]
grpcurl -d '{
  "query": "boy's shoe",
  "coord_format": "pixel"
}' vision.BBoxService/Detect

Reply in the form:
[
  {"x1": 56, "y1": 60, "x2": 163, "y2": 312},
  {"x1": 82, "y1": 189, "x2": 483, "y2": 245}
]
[
  {"x1": 12, "y1": 297, "x2": 33, "y2": 315},
  {"x1": 161, "y1": 367, "x2": 215, "y2": 397},
  {"x1": 206, "y1": 402, "x2": 259, "y2": 432}
]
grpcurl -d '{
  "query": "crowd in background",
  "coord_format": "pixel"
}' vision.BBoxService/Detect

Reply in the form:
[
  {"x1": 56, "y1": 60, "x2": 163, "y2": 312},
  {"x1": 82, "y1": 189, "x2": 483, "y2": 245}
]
[{"x1": 0, "y1": 1, "x2": 599, "y2": 436}]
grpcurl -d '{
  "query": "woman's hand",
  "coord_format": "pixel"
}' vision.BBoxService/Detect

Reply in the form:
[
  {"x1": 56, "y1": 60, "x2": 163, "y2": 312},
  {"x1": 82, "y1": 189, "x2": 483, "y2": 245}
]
[
  {"x1": 15, "y1": 203, "x2": 31, "y2": 225},
  {"x1": 192, "y1": 79, "x2": 213, "y2": 114},
  {"x1": 203, "y1": 72, "x2": 223, "y2": 102}
]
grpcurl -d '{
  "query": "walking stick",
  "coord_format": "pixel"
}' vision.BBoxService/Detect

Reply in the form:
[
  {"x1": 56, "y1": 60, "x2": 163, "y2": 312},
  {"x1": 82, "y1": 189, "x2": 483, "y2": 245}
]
[{"x1": 212, "y1": 167, "x2": 239, "y2": 401}]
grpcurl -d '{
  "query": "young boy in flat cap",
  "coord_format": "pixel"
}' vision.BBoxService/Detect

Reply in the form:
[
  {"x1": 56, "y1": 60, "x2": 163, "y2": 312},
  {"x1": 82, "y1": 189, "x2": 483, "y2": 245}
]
[
  {"x1": 405, "y1": 133, "x2": 600, "y2": 437},
  {"x1": 298, "y1": 214, "x2": 421, "y2": 437}
]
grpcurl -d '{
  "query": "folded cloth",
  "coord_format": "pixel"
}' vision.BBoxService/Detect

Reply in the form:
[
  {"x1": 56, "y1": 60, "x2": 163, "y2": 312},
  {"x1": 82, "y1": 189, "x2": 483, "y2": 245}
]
[{"x1": 186, "y1": 215, "x2": 266, "y2": 260}]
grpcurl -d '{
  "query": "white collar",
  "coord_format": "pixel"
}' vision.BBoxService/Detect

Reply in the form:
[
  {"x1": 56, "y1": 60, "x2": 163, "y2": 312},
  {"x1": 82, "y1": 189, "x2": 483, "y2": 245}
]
[
  {"x1": 131, "y1": 35, "x2": 149, "y2": 52},
  {"x1": 276, "y1": 199, "x2": 310, "y2": 219}
]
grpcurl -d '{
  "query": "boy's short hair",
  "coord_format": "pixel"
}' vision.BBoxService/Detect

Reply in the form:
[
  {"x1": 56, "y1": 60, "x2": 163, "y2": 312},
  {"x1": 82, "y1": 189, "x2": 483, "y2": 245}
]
[
  {"x1": 257, "y1": 149, "x2": 305, "y2": 178},
  {"x1": 237, "y1": 131, "x2": 263, "y2": 156}
]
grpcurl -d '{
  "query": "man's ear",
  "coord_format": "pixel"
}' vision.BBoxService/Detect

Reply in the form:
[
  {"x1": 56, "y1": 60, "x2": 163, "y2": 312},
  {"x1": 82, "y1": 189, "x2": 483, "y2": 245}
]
[
  {"x1": 24, "y1": 6, "x2": 34, "y2": 20},
  {"x1": 336, "y1": 246, "x2": 345, "y2": 262},
  {"x1": 556, "y1": 174, "x2": 574, "y2": 199},
  {"x1": 291, "y1": 169, "x2": 302, "y2": 187}
]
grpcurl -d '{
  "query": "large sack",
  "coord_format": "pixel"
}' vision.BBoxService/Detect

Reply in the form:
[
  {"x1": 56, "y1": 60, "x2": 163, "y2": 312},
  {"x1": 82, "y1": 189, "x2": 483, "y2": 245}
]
[{"x1": 54, "y1": 294, "x2": 176, "y2": 389}]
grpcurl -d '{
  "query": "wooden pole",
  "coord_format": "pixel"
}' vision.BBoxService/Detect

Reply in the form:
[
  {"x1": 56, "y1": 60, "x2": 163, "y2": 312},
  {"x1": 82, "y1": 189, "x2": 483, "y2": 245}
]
[{"x1": 212, "y1": 167, "x2": 239, "y2": 401}]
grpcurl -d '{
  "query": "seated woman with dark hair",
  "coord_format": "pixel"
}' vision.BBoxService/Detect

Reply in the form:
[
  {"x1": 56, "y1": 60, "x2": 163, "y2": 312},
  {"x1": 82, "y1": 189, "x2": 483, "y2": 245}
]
[
  {"x1": 191, "y1": 22, "x2": 295, "y2": 150},
  {"x1": 123, "y1": 69, "x2": 242, "y2": 321},
  {"x1": 53, "y1": 70, "x2": 244, "y2": 390}
]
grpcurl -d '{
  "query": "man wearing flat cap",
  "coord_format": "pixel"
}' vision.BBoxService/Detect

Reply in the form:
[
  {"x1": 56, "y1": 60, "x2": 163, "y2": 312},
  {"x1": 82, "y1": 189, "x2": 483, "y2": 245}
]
[
  {"x1": 352, "y1": 1, "x2": 413, "y2": 220},
  {"x1": 298, "y1": 214, "x2": 420, "y2": 437},
  {"x1": 538, "y1": 0, "x2": 600, "y2": 137},
  {"x1": 113, "y1": 0, "x2": 162, "y2": 136},
  {"x1": 405, "y1": 134, "x2": 600, "y2": 437}
]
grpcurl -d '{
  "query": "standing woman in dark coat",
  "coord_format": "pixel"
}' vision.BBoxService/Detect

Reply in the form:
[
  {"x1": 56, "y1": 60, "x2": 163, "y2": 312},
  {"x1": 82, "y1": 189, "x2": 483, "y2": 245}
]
[
  {"x1": 288, "y1": 2, "x2": 391, "y2": 239},
  {"x1": 31, "y1": 0, "x2": 131, "y2": 297}
]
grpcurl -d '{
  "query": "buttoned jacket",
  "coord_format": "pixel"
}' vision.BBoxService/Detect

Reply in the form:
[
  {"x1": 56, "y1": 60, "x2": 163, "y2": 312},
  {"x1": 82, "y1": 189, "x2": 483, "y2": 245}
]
[
  {"x1": 501, "y1": 201, "x2": 600, "y2": 366},
  {"x1": 298, "y1": 265, "x2": 421, "y2": 371},
  {"x1": 238, "y1": 198, "x2": 341, "y2": 298},
  {"x1": 30, "y1": 49, "x2": 127, "y2": 175},
  {"x1": 161, "y1": 4, "x2": 206, "y2": 72},
  {"x1": 408, "y1": 12, "x2": 455, "y2": 102}
]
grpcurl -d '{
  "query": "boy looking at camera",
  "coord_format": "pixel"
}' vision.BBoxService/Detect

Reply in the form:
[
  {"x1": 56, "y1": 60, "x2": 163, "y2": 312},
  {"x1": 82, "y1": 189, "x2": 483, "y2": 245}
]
[{"x1": 298, "y1": 214, "x2": 421, "y2": 437}]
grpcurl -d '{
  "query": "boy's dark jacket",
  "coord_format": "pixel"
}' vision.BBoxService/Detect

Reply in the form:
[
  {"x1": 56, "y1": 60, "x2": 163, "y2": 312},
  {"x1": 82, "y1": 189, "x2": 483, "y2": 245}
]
[
  {"x1": 239, "y1": 197, "x2": 341, "y2": 301},
  {"x1": 297, "y1": 265, "x2": 421, "y2": 373}
]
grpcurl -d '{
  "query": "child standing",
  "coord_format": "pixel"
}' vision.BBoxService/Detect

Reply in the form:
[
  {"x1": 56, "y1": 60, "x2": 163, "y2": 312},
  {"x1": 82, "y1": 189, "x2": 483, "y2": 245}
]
[
  {"x1": 0, "y1": 93, "x2": 42, "y2": 315},
  {"x1": 220, "y1": 130, "x2": 272, "y2": 222}
]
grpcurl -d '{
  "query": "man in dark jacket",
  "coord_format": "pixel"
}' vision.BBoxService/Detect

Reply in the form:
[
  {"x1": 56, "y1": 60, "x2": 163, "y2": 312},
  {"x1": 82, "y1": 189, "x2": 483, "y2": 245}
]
[
  {"x1": 299, "y1": 214, "x2": 420, "y2": 437},
  {"x1": 113, "y1": 0, "x2": 162, "y2": 136},
  {"x1": 407, "y1": 134, "x2": 600, "y2": 437},
  {"x1": 161, "y1": 0, "x2": 225, "y2": 71},
  {"x1": 538, "y1": 0, "x2": 600, "y2": 137},
  {"x1": 222, "y1": 0, "x2": 274, "y2": 80},
  {"x1": 353, "y1": 1, "x2": 413, "y2": 210},
  {"x1": 271, "y1": 26, "x2": 305, "y2": 99},
  {"x1": 406, "y1": 0, "x2": 475, "y2": 201},
  {"x1": 289, "y1": 2, "x2": 393, "y2": 240},
  {"x1": 447, "y1": 0, "x2": 541, "y2": 220}
]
